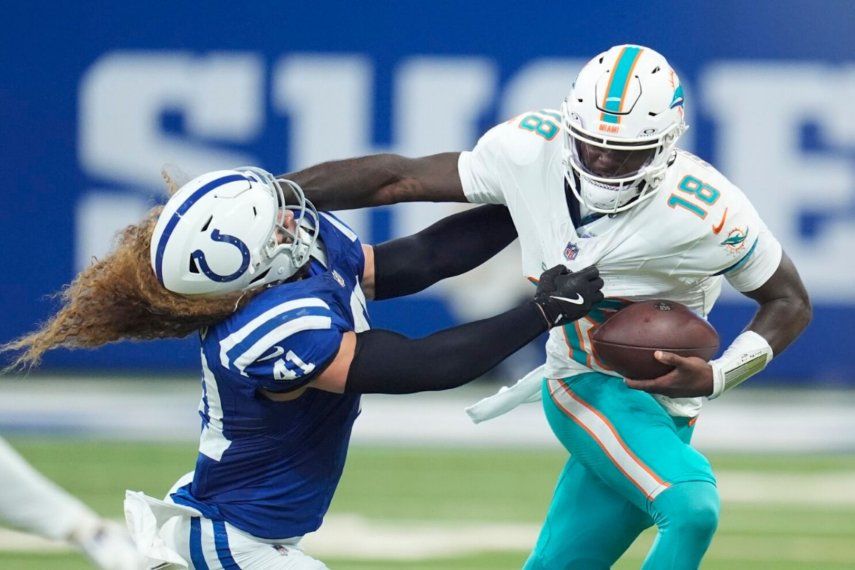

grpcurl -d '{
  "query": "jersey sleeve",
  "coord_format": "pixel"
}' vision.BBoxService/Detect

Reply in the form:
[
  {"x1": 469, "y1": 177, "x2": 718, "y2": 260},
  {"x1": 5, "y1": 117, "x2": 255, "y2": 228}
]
[
  {"x1": 245, "y1": 327, "x2": 343, "y2": 393},
  {"x1": 704, "y1": 183, "x2": 782, "y2": 291},
  {"x1": 459, "y1": 112, "x2": 559, "y2": 206},
  {"x1": 722, "y1": 222, "x2": 783, "y2": 292},
  {"x1": 219, "y1": 298, "x2": 344, "y2": 393},
  {"x1": 458, "y1": 125, "x2": 508, "y2": 205},
  {"x1": 664, "y1": 156, "x2": 783, "y2": 291}
]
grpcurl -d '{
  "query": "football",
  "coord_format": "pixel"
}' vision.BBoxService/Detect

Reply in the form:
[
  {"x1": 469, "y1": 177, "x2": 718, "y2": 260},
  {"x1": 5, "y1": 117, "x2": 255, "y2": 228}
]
[{"x1": 591, "y1": 300, "x2": 720, "y2": 380}]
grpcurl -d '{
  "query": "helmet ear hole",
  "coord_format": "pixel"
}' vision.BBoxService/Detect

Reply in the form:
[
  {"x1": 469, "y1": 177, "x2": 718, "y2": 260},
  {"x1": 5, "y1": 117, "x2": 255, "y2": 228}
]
[
  {"x1": 200, "y1": 216, "x2": 213, "y2": 232},
  {"x1": 189, "y1": 256, "x2": 200, "y2": 274}
]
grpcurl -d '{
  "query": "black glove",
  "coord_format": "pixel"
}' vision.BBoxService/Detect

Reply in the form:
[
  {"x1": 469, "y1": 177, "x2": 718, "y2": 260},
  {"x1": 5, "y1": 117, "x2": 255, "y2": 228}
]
[{"x1": 532, "y1": 265, "x2": 604, "y2": 327}]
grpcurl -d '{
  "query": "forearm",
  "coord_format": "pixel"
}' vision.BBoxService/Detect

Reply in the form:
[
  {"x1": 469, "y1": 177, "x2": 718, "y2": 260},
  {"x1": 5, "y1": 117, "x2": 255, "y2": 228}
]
[
  {"x1": 283, "y1": 152, "x2": 465, "y2": 210},
  {"x1": 345, "y1": 302, "x2": 547, "y2": 394},
  {"x1": 373, "y1": 205, "x2": 517, "y2": 300}
]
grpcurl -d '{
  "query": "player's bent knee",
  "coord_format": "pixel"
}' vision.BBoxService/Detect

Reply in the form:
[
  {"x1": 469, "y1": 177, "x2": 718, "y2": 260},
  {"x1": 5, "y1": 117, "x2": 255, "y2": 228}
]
[{"x1": 652, "y1": 481, "x2": 720, "y2": 539}]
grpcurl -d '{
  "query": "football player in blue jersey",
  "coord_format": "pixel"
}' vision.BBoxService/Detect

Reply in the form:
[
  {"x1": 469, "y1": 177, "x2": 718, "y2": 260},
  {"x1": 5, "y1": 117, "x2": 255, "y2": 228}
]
[{"x1": 5, "y1": 166, "x2": 603, "y2": 569}]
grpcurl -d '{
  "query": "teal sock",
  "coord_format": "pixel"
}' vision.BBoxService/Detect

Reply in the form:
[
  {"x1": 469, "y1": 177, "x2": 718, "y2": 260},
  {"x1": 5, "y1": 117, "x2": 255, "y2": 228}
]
[{"x1": 642, "y1": 481, "x2": 720, "y2": 570}]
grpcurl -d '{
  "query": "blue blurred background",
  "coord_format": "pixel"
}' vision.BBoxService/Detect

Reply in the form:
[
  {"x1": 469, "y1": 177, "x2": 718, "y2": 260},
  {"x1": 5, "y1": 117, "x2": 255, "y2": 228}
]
[{"x1": 1, "y1": 0, "x2": 852, "y2": 384}]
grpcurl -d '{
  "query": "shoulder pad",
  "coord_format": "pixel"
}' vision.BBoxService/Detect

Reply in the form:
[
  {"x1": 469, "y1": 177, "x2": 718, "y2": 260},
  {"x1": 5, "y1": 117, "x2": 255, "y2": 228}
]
[
  {"x1": 482, "y1": 110, "x2": 563, "y2": 167},
  {"x1": 218, "y1": 295, "x2": 335, "y2": 377}
]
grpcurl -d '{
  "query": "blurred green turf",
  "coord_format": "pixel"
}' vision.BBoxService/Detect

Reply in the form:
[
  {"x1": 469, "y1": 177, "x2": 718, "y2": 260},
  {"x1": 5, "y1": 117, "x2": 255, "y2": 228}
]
[{"x1": 2, "y1": 439, "x2": 855, "y2": 569}]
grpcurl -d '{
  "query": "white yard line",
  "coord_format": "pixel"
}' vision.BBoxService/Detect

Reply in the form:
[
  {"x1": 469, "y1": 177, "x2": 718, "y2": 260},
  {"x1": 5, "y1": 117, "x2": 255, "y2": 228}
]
[{"x1": 717, "y1": 471, "x2": 855, "y2": 506}]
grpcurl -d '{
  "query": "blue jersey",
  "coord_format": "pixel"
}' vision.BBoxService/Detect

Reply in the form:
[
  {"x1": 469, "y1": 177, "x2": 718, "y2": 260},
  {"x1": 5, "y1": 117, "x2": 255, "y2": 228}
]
[{"x1": 170, "y1": 213, "x2": 370, "y2": 540}]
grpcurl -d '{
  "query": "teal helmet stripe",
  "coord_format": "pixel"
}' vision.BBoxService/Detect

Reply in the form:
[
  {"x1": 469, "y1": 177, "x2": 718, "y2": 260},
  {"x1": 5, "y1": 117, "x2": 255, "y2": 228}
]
[
  {"x1": 670, "y1": 84, "x2": 685, "y2": 109},
  {"x1": 601, "y1": 46, "x2": 643, "y2": 123}
]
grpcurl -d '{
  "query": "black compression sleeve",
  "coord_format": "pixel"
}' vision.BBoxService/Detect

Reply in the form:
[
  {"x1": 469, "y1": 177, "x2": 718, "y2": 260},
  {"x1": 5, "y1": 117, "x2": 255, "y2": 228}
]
[
  {"x1": 372, "y1": 205, "x2": 517, "y2": 300},
  {"x1": 345, "y1": 302, "x2": 547, "y2": 394}
]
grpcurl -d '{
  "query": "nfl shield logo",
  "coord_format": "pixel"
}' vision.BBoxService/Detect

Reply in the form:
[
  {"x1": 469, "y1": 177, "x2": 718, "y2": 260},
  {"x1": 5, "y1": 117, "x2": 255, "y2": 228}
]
[{"x1": 563, "y1": 241, "x2": 579, "y2": 261}]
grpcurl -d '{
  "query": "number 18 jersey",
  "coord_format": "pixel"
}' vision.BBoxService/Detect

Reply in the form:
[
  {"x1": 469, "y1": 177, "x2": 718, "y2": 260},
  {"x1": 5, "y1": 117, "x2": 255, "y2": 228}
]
[{"x1": 459, "y1": 111, "x2": 782, "y2": 417}]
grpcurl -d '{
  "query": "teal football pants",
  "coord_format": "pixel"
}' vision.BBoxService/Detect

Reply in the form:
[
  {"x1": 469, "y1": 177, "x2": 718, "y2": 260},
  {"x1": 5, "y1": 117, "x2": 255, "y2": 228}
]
[{"x1": 523, "y1": 373, "x2": 719, "y2": 570}]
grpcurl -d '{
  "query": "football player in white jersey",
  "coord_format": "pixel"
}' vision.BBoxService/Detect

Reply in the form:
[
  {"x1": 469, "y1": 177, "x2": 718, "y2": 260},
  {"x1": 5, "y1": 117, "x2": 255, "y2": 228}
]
[
  {"x1": 4, "y1": 166, "x2": 600, "y2": 569},
  {"x1": 284, "y1": 45, "x2": 812, "y2": 568},
  {"x1": 0, "y1": 437, "x2": 146, "y2": 569}
]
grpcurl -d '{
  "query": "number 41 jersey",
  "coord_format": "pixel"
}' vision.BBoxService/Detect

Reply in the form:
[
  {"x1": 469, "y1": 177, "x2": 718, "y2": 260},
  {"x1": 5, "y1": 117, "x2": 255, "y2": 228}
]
[
  {"x1": 170, "y1": 212, "x2": 370, "y2": 540},
  {"x1": 459, "y1": 111, "x2": 783, "y2": 417}
]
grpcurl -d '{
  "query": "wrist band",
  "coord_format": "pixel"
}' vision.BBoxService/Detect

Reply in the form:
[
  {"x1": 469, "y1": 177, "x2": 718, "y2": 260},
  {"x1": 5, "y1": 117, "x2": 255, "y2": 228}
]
[{"x1": 708, "y1": 330, "x2": 773, "y2": 399}]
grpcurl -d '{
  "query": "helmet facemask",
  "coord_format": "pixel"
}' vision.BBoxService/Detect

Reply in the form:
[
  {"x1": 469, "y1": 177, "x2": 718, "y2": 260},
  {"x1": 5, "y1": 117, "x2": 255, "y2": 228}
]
[{"x1": 238, "y1": 166, "x2": 321, "y2": 290}]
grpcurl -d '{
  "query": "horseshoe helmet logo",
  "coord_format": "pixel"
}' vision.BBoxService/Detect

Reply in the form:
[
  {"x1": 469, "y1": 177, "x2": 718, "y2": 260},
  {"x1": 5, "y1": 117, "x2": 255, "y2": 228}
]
[{"x1": 191, "y1": 229, "x2": 251, "y2": 282}]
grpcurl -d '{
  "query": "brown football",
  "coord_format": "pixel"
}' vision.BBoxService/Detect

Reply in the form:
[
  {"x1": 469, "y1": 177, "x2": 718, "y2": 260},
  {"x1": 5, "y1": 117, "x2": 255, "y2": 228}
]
[{"x1": 591, "y1": 300, "x2": 720, "y2": 380}]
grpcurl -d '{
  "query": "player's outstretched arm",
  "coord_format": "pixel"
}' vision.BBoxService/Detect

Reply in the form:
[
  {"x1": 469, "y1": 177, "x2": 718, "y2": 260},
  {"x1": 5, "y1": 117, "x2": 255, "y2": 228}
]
[
  {"x1": 626, "y1": 252, "x2": 811, "y2": 398},
  {"x1": 360, "y1": 205, "x2": 517, "y2": 300},
  {"x1": 308, "y1": 265, "x2": 604, "y2": 395},
  {"x1": 282, "y1": 153, "x2": 465, "y2": 210}
]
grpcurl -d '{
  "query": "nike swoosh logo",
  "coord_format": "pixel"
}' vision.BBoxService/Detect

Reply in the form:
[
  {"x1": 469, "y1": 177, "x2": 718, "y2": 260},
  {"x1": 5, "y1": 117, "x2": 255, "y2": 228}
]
[
  {"x1": 257, "y1": 346, "x2": 285, "y2": 362},
  {"x1": 551, "y1": 294, "x2": 585, "y2": 305},
  {"x1": 712, "y1": 208, "x2": 728, "y2": 235}
]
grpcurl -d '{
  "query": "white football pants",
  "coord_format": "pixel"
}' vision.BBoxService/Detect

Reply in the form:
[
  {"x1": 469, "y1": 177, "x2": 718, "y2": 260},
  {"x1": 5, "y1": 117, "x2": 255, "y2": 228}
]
[
  {"x1": 0, "y1": 436, "x2": 100, "y2": 540},
  {"x1": 125, "y1": 472, "x2": 327, "y2": 569}
]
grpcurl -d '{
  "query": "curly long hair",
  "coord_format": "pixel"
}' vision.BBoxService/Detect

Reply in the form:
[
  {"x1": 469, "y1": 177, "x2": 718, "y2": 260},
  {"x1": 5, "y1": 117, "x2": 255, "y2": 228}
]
[{"x1": 2, "y1": 207, "x2": 251, "y2": 370}]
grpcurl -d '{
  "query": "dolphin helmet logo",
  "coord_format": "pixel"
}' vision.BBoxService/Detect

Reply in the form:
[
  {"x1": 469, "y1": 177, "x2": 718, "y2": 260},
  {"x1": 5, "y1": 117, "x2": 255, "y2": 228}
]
[{"x1": 670, "y1": 84, "x2": 685, "y2": 109}]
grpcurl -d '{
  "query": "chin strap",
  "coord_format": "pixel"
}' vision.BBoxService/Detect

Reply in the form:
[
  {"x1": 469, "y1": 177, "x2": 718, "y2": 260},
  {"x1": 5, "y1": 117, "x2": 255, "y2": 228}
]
[{"x1": 708, "y1": 331, "x2": 773, "y2": 399}]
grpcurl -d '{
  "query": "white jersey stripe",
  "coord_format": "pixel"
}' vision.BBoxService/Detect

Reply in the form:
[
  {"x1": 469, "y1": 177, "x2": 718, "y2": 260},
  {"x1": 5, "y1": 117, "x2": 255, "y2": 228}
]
[
  {"x1": 320, "y1": 212, "x2": 358, "y2": 242},
  {"x1": 232, "y1": 315, "x2": 332, "y2": 375},
  {"x1": 547, "y1": 379, "x2": 669, "y2": 500},
  {"x1": 199, "y1": 351, "x2": 231, "y2": 461},
  {"x1": 219, "y1": 298, "x2": 329, "y2": 369}
]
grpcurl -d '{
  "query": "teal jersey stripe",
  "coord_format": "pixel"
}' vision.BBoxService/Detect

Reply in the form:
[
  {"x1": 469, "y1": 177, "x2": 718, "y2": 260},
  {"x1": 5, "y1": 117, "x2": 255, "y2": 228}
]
[
  {"x1": 602, "y1": 46, "x2": 642, "y2": 122},
  {"x1": 716, "y1": 238, "x2": 760, "y2": 275},
  {"x1": 597, "y1": 298, "x2": 632, "y2": 311},
  {"x1": 563, "y1": 323, "x2": 589, "y2": 365},
  {"x1": 562, "y1": 299, "x2": 630, "y2": 367}
]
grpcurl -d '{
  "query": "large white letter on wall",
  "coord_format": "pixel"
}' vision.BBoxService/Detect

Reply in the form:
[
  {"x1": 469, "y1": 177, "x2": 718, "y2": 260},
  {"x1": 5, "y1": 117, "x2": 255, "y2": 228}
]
[
  {"x1": 77, "y1": 52, "x2": 262, "y2": 270},
  {"x1": 703, "y1": 63, "x2": 855, "y2": 301}
]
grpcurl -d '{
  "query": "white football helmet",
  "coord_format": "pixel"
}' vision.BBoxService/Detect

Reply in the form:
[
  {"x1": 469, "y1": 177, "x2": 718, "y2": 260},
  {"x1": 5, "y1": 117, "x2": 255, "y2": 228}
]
[
  {"x1": 562, "y1": 45, "x2": 687, "y2": 214},
  {"x1": 151, "y1": 166, "x2": 320, "y2": 296}
]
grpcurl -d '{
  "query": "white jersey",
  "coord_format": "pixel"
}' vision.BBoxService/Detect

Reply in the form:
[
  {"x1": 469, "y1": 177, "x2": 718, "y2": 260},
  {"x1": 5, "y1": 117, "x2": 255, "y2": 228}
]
[{"x1": 459, "y1": 110, "x2": 782, "y2": 417}]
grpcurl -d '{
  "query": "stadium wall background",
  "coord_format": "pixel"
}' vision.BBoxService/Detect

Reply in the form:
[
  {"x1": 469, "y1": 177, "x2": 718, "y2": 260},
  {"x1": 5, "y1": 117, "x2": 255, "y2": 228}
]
[{"x1": 0, "y1": 0, "x2": 851, "y2": 385}]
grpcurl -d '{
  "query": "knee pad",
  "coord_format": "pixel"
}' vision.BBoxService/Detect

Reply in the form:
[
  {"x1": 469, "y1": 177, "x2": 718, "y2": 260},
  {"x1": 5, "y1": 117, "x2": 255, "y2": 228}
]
[{"x1": 652, "y1": 480, "x2": 720, "y2": 538}]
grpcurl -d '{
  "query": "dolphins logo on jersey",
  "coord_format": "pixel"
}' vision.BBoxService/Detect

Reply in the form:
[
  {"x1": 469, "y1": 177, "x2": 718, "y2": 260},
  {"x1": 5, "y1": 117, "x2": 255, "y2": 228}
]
[{"x1": 721, "y1": 227, "x2": 749, "y2": 253}]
